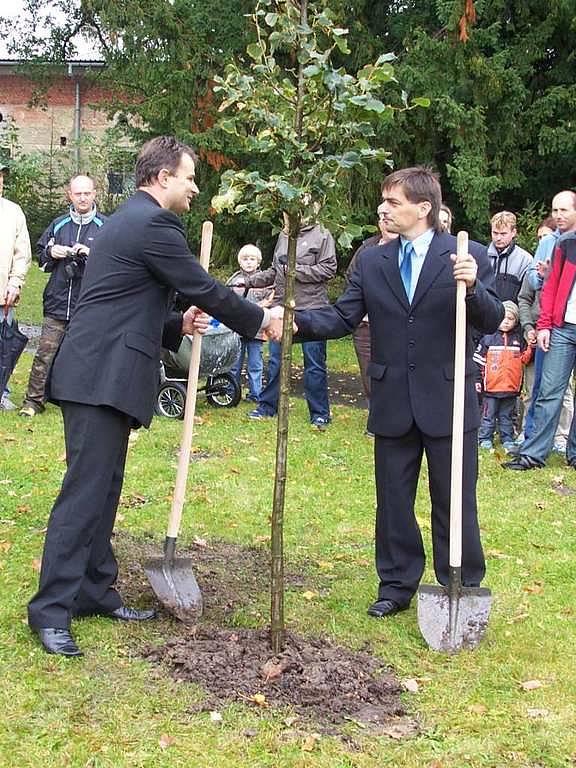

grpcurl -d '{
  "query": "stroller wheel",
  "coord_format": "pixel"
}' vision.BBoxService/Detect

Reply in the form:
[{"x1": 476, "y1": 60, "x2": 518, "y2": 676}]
[
  {"x1": 205, "y1": 373, "x2": 241, "y2": 408},
  {"x1": 155, "y1": 382, "x2": 187, "y2": 419}
]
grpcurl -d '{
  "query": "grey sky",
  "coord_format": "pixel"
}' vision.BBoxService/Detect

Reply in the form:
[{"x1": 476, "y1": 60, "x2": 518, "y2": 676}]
[{"x1": 0, "y1": 0, "x2": 101, "y2": 59}]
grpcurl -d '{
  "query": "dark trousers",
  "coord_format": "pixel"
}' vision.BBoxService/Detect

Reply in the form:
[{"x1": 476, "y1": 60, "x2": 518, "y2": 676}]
[
  {"x1": 27, "y1": 401, "x2": 131, "y2": 629},
  {"x1": 478, "y1": 395, "x2": 516, "y2": 443},
  {"x1": 373, "y1": 424, "x2": 485, "y2": 605},
  {"x1": 23, "y1": 316, "x2": 67, "y2": 411}
]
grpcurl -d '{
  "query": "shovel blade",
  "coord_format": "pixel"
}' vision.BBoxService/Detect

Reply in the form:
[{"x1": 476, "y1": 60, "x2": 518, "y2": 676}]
[
  {"x1": 417, "y1": 584, "x2": 491, "y2": 653},
  {"x1": 144, "y1": 556, "x2": 203, "y2": 623}
]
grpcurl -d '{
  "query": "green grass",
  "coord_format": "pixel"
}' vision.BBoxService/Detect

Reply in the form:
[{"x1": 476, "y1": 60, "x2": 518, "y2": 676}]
[{"x1": 1, "y1": 291, "x2": 575, "y2": 767}]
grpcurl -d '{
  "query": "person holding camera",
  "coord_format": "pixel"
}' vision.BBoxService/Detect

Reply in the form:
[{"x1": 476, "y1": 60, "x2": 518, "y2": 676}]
[{"x1": 20, "y1": 174, "x2": 106, "y2": 417}]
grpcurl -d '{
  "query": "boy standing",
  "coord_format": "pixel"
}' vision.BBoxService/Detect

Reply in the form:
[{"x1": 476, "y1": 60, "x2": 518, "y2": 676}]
[
  {"x1": 227, "y1": 244, "x2": 272, "y2": 401},
  {"x1": 474, "y1": 300, "x2": 533, "y2": 451}
]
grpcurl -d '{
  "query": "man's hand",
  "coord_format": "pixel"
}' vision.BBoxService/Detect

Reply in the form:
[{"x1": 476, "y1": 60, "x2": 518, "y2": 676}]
[
  {"x1": 4, "y1": 285, "x2": 20, "y2": 307},
  {"x1": 259, "y1": 290, "x2": 275, "y2": 308},
  {"x1": 51, "y1": 244, "x2": 72, "y2": 259},
  {"x1": 526, "y1": 328, "x2": 537, "y2": 346},
  {"x1": 451, "y1": 251, "x2": 478, "y2": 289},
  {"x1": 537, "y1": 328, "x2": 550, "y2": 352},
  {"x1": 536, "y1": 259, "x2": 550, "y2": 279},
  {"x1": 72, "y1": 243, "x2": 90, "y2": 257},
  {"x1": 262, "y1": 305, "x2": 298, "y2": 342},
  {"x1": 182, "y1": 306, "x2": 210, "y2": 336}
]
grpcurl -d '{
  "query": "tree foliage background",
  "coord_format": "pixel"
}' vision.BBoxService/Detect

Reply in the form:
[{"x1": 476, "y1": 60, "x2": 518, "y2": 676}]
[{"x1": 1, "y1": 0, "x2": 575, "y2": 256}]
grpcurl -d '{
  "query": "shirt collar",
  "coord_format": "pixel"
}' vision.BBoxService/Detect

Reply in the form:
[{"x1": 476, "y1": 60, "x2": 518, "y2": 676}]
[{"x1": 400, "y1": 227, "x2": 435, "y2": 258}]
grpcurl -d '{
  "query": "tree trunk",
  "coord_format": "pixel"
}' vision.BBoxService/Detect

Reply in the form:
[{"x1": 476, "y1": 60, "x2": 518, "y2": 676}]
[{"x1": 269, "y1": 0, "x2": 307, "y2": 655}]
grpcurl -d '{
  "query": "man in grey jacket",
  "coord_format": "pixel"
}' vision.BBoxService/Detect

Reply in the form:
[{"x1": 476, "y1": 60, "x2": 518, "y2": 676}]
[{"x1": 244, "y1": 219, "x2": 337, "y2": 428}]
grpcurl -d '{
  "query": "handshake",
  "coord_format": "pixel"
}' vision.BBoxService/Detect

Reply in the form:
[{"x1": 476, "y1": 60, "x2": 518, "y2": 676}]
[
  {"x1": 262, "y1": 305, "x2": 298, "y2": 342},
  {"x1": 181, "y1": 304, "x2": 298, "y2": 341}
]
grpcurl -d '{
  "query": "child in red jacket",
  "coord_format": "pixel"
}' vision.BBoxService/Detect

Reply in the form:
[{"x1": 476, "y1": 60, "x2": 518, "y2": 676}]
[{"x1": 474, "y1": 300, "x2": 533, "y2": 452}]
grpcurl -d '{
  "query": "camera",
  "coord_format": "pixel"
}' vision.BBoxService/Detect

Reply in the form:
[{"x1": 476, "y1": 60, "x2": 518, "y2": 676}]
[{"x1": 64, "y1": 249, "x2": 87, "y2": 280}]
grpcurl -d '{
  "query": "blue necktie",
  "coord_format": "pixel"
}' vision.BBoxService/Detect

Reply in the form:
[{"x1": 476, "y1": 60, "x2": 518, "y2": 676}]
[{"x1": 400, "y1": 241, "x2": 413, "y2": 301}]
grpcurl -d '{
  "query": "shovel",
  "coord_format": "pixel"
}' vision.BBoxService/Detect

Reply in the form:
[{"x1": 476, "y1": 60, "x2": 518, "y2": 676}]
[
  {"x1": 417, "y1": 230, "x2": 492, "y2": 653},
  {"x1": 144, "y1": 220, "x2": 213, "y2": 622}
]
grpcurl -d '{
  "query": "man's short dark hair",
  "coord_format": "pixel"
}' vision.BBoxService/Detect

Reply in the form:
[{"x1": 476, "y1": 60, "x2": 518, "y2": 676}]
[
  {"x1": 381, "y1": 166, "x2": 442, "y2": 230},
  {"x1": 135, "y1": 136, "x2": 198, "y2": 188}
]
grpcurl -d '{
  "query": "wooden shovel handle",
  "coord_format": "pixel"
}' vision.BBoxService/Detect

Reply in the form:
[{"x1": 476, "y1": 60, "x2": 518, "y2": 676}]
[
  {"x1": 166, "y1": 220, "x2": 213, "y2": 539},
  {"x1": 449, "y1": 231, "x2": 468, "y2": 568}
]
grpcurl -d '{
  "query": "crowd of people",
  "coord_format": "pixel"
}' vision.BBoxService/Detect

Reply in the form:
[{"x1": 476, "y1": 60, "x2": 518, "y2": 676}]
[{"x1": 1, "y1": 140, "x2": 575, "y2": 656}]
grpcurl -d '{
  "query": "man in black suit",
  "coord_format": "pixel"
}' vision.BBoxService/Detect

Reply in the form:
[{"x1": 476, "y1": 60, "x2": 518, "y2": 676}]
[
  {"x1": 27, "y1": 136, "x2": 283, "y2": 656},
  {"x1": 295, "y1": 167, "x2": 503, "y2": 618}
]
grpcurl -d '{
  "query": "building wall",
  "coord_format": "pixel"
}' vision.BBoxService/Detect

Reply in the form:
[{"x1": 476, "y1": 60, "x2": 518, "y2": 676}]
[{"x1": 0, "y1": 68, "x2": 114, "y2": 155}]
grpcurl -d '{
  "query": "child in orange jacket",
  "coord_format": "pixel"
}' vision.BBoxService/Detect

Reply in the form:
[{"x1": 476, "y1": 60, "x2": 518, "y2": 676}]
[{"x1": 474, "y1": 300, "x2": 533, "y2": 452}]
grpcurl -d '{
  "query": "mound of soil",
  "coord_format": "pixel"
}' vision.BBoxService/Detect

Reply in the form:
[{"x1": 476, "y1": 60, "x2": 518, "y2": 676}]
[
  {"x1": 114, "y1": 533, "x2": 415, "y2": 737},
  {"x1": 143, "y1": 626, "x2": 411, "y2": 735}
]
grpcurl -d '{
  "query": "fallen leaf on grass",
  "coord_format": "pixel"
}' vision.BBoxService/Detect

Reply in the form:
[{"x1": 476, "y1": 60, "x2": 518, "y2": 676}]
[
  {"x1": 508, "y1": 612, "x2": 530, "y2": 623},
  {"x1": 301, "y1": 733, "x2": 321, "y2": 752},
  {"x1": 301, "y1": 590, "x2": 318, "y2": 601},
  {"x1": 16, "y1": 505, "x2": 31, "y2": 514},
  {"x1": 32, "y1": 558, "x2": 42, "y2": 572},
  {"x1": 534, "y1": 500, "x2": 547, "y2": 510},
  {"x1": 520, "y1": 679, "x2": 544, "y2": 691},
  {"x1": 248, "y1": 693, "x2": 267, "y2": 707},
  {"x1": 469, "y1": 703, "x2": 488, "y2": 715},
  {"x1": 527, "y1": 708, "x2": 550, "y2": 718},
  {"x1": 317, "y1": 560, "x2": 334, "y2": 570},
  {"x1": 486, "y1": 548, "x2": 509, "y2": 559},
  {"x1": 261, "y1": 659, "x2": 284, "y2": 682},
  {"x1": 522, "y1": 582, "x2": 544, "y2": 595},
  {"x1": 284, "y1": 716, "x2": 299, "y2": 727},
  {"x1": 0, "y1": 541, "x2": 12, "y2": 553},
  {"x1": 380, "y1": 719, "x2": 420, "y2": 740},
  {"x1": 209, "y1": 711, "x2": 223, "y2": 723},
  {"x1": 128, "y1": 431, "x2": 140, "y2": 443},
  {"x1": 401, "y1": 678, "x2": 419, "y2": 693},
  {"x1": 158, "y1": 733, "x2": 175, "y2": 749}
]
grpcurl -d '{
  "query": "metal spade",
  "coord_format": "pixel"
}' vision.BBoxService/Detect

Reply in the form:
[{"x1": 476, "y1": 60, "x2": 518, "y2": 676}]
[
  {"x1": 144, "y1": 220, "x2": 213, "y2": 622},
  {"x1": 417, "y1": 231, "x2": 492, "y2": 652}
]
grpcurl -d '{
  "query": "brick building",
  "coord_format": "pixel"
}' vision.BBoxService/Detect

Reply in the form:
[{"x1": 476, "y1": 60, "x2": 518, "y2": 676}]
[{"x1": 0, "y1": 60, "x2": 116, "y2": 163}]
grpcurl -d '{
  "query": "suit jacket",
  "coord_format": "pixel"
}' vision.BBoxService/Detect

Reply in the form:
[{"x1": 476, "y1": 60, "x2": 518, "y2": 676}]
[
  {"x1": 50, "y1": 191, "x2": 263, "y2": 428},
  {"x1": 296, "y1": 231, "x2": 504, "y2": 438}
]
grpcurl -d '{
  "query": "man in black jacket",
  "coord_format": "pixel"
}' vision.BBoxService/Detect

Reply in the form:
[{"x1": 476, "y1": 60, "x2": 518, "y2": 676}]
[
  {"x1": 27, "y1": 136, "x2": 283, "y2": 657},
  {"x1": 20, "y1": 174, "x2": 106, "y2": 417},
  {"x1": 294, "y1": 167, "x2": 503, "y2": 619}
]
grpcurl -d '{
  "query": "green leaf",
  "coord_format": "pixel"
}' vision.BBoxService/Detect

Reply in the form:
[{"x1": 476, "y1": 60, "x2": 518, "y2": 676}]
[
  {"x1": 246, "y1": 43, "x2": 263, "y2": 61},
  {"x1": 219, "y1": 119, "x2": 237, "y2": 135},
  {"x1": 264, "y1": 12, "x2": 278, "y2": 27},
  {"x1": 349, "y1": 95, "x2": 387, "y2": 113},
  {"x1": 302, "y1": 64, "x2": 321, "y2": 77},
  {"x1": 411, "y1": 97, "x2": 431, "y2": 108}
]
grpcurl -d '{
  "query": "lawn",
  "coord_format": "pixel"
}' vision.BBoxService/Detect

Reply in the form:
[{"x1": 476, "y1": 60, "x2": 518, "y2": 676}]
[{"x1": 0, "y1": 278, "x2": 574, "y2": 767}]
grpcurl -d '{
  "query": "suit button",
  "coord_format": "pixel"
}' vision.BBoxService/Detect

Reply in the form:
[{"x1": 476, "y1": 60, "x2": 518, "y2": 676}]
[
  {"x1": 409, "y1": 363, "x2": 415, "y2": 371},
  {"x1": 408, "y1": 316, "x2": 414, "y2": 324},
  {"x1": 409, "y1": 340, "x2": 415, "y2": 347}
]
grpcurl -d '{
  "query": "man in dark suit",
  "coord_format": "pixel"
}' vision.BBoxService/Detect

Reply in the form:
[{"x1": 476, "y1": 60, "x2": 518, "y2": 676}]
[
  {"x1": 295, "y1": 167, "x2": 504, "y2": 618},
  {"x1": 27, "y1": 136, "x2": 283, "y2": 656}
]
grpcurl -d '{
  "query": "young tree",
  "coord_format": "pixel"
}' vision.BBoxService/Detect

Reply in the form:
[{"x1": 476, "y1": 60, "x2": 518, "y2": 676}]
[{"x1": 212, "y1": 0, "x2": 422, "y2": 652}]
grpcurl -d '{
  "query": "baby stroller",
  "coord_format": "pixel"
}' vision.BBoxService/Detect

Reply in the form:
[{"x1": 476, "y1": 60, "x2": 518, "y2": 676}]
[{"x1": 155, "y1": 320, "x2": 242, "y2": 419}]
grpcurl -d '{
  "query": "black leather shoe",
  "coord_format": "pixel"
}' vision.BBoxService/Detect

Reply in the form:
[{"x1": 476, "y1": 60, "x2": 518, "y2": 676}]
[
  {"x1": 105, "y1": 606, "x2": 156, "y2": 622},
  {"x1": 34, "y1": 628, "x2": 83, "y2": 657},
  {"x1": 367, "y1": 598, "x2": 410, "y2": 618},
  {"x1": 501, "y1": 455, "x2": 543, "y2": 471}
]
